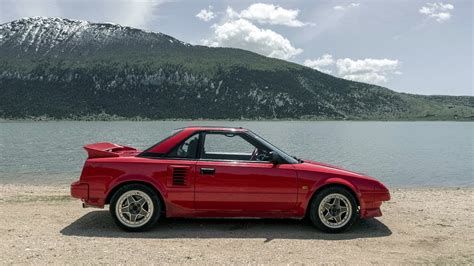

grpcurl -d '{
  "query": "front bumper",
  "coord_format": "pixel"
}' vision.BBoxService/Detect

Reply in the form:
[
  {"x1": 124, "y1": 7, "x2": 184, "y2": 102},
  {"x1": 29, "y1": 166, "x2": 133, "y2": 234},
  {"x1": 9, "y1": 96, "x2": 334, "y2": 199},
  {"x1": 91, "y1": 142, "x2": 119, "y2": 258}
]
[{"x1": 359, "y1": 190, "x2": 390, "y2": 218}]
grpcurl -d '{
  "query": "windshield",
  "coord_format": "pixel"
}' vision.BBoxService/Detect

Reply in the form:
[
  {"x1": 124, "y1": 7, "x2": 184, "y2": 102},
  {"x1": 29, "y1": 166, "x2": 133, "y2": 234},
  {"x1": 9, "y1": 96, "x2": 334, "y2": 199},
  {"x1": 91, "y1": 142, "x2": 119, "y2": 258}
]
[{"x1": 247, "y1": 132, "x2": 299, "y2": 164}]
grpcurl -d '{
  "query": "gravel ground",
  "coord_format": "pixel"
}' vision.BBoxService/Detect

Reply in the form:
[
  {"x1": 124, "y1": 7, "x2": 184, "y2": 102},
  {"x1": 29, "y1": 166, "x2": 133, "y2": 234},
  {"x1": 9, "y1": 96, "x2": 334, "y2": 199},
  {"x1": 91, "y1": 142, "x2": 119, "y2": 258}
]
[{"x1": 0, "y1": 185, "x2": 473, "y2": 264}]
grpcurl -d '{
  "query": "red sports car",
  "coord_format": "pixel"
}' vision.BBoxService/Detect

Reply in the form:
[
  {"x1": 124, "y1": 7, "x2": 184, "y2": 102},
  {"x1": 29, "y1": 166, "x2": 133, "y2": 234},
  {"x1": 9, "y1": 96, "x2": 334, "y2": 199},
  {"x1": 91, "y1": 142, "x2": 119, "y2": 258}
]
[{"x1": 71, "y1": 126, "x2": 390, "y2": 233}]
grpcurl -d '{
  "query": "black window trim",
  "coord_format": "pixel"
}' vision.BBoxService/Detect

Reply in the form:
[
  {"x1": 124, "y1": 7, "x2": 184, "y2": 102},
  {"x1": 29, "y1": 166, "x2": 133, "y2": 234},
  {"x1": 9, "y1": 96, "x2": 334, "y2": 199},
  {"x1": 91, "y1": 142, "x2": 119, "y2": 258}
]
[
  {"x1": 140, "y1": 130, "x2": 292, "y2": 164},
  {"x1": 199, "y1": 131, "x2": 262, "y2": 161},
  {"x1": 165, "y1": 132, "x2": 201, "y2": 159}
]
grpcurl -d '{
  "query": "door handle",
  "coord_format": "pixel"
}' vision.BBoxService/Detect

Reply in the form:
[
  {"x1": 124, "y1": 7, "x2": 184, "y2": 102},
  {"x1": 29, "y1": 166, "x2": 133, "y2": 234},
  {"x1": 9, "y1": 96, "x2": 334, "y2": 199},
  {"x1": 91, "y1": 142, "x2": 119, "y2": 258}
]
[{"x1": 200, "y1": 168, "x2": 215, "y2": 175}]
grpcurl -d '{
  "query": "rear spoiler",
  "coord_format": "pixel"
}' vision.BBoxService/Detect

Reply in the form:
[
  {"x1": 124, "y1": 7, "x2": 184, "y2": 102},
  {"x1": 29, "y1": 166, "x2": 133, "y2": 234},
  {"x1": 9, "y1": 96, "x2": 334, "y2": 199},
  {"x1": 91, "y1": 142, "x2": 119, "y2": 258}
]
[{"x1": 84, "y1": 142, "x2": 138, "y2": 158}]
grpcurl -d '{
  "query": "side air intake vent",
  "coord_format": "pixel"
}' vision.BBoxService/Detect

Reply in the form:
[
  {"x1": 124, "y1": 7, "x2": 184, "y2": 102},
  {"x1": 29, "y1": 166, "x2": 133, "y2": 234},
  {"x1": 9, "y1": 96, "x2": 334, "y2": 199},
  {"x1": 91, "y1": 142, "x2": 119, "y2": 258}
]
[{"x1": 172, "y1": 167, "x2": 187, "y2": 186}]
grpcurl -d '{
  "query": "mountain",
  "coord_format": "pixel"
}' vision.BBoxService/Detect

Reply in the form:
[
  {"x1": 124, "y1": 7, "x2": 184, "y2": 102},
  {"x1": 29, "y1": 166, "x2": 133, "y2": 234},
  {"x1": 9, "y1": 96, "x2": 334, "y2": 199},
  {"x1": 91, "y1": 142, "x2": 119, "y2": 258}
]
[{"x1": 0, "y1": 17, "x2": 472, "y2": 120}]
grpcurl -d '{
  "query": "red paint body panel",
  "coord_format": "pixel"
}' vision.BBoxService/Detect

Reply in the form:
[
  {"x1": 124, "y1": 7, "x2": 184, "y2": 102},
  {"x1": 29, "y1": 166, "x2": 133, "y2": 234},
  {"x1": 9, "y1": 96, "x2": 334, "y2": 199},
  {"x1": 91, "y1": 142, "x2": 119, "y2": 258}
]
[
  {"x1": 70, "y1": 127, "x2": 390, "y2": 220},
  {"x1": 70, "y1": 181, "x2": 88, "y2": 200},
  {"x1": 194, "y1": 161, "x2": 298, "y2": 214}
]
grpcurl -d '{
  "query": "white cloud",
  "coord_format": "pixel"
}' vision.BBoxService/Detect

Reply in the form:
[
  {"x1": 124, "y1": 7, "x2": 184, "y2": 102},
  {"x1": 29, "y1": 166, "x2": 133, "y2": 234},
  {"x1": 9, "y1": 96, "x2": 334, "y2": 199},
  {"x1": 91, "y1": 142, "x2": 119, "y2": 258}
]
[
  {"x1": 419, "y1": 2, "x2": 454, "y2": 23},
  {"x1": 336, "y1": 58, "x2": 400, "y2": 83},
  {"x1": 239, "y1": 3, "x2": 309, "y2": 27},
  {"x1": 333, "y1": 3, "x2": 360, "y2": 11},
  {"x1": 304, "y1": 55, "x2": 401, "y2": 84},
  {"x1": 110, "y1": 0, "x2": 164, "y2": 28},
  {"x1": 225, "y1": 6, "x2": 240, "y2": 19},
  {"x1": 200, "y1": 4, "x2": 311, "y2": 60},
  {"x1": 342, "y1": 72, "x2": 389, "y2": 84},
  {"x1": 303, "y1": 54, "x2": 334, "y2": 74},
  {"x1": 203, "y1": 18, "x2": 302, "y2": 60},
  {"x1": 196, "y1": 6, "x2": 215, "y2": 22}
]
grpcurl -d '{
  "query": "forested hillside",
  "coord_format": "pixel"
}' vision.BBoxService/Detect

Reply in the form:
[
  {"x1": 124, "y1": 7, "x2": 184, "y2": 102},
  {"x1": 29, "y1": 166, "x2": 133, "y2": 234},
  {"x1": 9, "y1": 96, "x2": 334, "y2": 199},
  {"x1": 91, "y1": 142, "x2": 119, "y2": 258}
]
[{"x1": 0, "y1": 17, "x2": 472, "y2": 120}]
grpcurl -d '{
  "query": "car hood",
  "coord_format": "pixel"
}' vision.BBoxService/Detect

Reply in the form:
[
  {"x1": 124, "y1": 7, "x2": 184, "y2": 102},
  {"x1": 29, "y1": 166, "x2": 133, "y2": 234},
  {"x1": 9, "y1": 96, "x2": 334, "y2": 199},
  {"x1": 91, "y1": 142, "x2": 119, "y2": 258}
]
[{"x1": 297, "y1": 159, "x2": 375, "y2": 180}]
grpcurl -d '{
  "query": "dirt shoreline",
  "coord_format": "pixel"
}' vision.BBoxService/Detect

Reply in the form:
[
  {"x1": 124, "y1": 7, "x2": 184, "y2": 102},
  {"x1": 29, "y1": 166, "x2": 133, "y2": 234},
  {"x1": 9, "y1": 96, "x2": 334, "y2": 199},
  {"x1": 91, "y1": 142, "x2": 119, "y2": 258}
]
[{"x1": 0, "y1": 185, "x2": 473, "y2": 264}]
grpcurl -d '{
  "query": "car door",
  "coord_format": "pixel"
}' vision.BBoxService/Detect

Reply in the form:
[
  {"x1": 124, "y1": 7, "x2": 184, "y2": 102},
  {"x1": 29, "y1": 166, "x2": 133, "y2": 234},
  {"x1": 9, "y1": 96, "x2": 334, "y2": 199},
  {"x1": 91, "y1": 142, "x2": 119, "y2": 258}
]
[{"x1": 194, "y1": 132, "x2": 298, "y2": 213}]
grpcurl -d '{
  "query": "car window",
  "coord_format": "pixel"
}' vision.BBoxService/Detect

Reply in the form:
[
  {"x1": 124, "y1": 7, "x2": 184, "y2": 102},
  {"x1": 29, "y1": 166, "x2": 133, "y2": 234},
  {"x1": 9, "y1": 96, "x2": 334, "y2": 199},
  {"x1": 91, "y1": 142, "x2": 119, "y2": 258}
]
[
  {"x1": 139, "y1": 129, "x2": 183, "y2": 156},
  {"x1": 205, "y1": 133, "x2": 254, "y2": 153},
  {"x1": 167, "y1": 134, "x2": 199, "y2": 158},
  {"x1": 248, "y1": 132, "x2": 298, "y2": 164},
  {"x1": 201, "y1": 133, "x2": 270, "y2": 161}
]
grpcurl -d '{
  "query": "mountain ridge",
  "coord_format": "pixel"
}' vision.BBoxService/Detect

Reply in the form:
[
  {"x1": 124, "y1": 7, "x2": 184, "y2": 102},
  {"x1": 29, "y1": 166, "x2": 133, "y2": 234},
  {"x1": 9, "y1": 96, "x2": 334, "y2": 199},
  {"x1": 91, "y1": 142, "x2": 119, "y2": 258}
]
[{"x1": 0, "y1": 17, "x2": 472, "y2": 120}]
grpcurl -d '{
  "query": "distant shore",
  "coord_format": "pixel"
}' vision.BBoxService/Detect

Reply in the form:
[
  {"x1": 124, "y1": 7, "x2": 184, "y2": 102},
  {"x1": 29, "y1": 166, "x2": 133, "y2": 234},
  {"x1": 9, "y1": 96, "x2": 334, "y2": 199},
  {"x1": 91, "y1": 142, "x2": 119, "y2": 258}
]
[
  {"x1": 1, "y1": 184, "x2": 472, "y2": 264},
  {"x1": 1, "y1": 117, "x2": 473, "y2": 122}
]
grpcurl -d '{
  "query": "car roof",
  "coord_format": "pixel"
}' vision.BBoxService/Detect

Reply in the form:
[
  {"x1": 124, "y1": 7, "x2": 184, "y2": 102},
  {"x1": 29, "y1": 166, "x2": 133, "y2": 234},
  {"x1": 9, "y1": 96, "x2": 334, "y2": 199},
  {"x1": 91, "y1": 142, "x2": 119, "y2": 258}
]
[{"x1": 177, "y1": 126, "x2": 249, "y2": 132}]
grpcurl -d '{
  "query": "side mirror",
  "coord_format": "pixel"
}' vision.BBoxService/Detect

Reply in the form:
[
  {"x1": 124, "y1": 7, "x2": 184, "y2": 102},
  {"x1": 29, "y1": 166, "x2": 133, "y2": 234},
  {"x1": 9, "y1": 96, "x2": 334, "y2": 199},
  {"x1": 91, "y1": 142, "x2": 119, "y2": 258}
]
[{"x1": 269, "y1": 151, "x2": 283, "y2": 165}]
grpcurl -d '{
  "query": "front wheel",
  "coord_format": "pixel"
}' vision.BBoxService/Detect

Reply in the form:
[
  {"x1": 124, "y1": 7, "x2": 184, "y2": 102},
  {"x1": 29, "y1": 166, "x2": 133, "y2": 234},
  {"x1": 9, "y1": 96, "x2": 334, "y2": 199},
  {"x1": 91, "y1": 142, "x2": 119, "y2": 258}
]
[
  {"x1": 110, "y1": 184, "x2": 161, "y2": 232},
  {"x1": 309, "y1": 187, "x2": 358, "y2": 233}
]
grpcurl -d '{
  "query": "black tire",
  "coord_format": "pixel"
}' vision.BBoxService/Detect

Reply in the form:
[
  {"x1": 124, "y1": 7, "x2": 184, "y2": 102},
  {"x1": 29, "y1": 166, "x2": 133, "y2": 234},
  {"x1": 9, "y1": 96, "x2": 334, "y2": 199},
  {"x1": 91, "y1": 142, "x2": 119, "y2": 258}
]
[
  {"x1": 309, "y1": 186, "x2": 358, "y2": 233},
  {"x1": 109, "y1": 184, "x2": 161, "y2": 232}
]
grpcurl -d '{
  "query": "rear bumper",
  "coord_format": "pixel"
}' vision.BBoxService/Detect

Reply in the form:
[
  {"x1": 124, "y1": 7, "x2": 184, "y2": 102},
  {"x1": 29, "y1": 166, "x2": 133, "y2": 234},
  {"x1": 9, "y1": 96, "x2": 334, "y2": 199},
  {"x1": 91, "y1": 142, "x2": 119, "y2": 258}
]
[
  {"x1": 70, "y1": 181, "x2": 105, "y2": 208},
  {"x1": 71, "y1": 181, "x2": 89, "y2": 201},
  {"x1": 359, "y1": 190, "x2": 390, "y2": 218}
]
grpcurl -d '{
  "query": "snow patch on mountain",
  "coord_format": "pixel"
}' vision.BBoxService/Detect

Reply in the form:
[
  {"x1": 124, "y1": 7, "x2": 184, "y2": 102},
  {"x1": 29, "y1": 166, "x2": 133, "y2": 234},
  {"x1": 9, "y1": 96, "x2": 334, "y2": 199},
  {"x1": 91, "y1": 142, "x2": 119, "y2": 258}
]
[{"x1": 0, "y1": 17, "x2": 190, "y2": 55}]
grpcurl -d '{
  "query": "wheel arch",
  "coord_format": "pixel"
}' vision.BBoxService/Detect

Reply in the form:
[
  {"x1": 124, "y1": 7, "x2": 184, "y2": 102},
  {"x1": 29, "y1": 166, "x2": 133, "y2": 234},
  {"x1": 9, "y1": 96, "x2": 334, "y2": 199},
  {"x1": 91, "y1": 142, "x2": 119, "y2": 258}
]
[
  {"x1": 305, "y1": 181, "x2": 360, "y2": 218},
  {"x1": 105, "y1": 180, "x2": 167, "y2": 215}
]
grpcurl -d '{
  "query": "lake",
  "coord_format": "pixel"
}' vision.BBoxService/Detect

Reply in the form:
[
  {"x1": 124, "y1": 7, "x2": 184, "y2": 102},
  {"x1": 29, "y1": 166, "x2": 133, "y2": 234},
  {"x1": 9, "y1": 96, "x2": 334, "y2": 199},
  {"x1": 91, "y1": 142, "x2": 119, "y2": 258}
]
[{"x1": 0, "y1": 121, "x2": 472, "y2": 187}]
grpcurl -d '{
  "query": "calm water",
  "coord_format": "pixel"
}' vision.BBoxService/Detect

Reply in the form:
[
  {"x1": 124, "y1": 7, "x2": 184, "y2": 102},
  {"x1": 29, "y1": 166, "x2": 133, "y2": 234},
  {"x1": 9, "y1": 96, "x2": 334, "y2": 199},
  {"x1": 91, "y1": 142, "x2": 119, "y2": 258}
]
[{"x1": 0, "y1": 121, "x2": 472, "y2": 187}]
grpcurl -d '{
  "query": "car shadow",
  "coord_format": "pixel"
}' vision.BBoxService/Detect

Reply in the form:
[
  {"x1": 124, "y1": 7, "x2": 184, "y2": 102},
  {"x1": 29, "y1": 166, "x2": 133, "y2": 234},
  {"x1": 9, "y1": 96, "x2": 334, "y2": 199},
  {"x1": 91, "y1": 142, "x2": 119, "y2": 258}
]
[{"x1": 60, "y1": 211, "x2": 392, "y2": 241}]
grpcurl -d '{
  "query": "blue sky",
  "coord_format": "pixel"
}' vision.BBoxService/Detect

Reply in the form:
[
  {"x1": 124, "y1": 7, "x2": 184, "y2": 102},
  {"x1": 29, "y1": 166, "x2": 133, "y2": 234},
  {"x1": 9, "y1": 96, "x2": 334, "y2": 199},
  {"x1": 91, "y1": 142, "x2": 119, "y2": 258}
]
[{"x1": 1, "y1": 0, "x2": 472, "y2": 96}]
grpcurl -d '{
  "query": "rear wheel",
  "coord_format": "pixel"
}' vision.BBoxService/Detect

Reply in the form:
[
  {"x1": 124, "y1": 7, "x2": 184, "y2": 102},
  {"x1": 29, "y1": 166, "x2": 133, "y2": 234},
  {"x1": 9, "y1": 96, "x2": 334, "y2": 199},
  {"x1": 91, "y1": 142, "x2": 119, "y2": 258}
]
[
  {"x1": 110, "y1": 184, "x2": 161, "y2": 232},
  {"x1": 309, "y1": 187, "x2": 358, "y2": 233}
]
